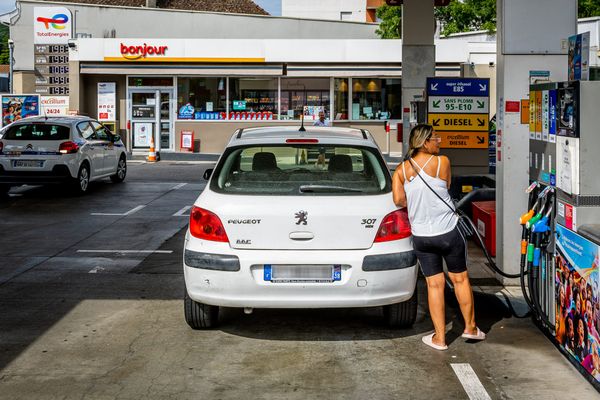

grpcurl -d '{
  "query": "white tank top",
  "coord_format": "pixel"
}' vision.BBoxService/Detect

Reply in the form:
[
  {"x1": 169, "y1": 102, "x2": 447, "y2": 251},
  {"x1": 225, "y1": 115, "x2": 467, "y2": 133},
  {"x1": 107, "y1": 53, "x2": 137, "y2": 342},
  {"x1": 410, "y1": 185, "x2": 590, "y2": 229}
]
[{"x1": 402, "y1": 155, "x2": 458, "y2": 237}]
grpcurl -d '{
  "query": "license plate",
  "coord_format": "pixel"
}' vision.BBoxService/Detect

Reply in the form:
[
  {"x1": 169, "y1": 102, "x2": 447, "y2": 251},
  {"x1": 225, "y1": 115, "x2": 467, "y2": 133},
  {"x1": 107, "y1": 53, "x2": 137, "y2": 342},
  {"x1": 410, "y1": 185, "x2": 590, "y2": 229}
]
[
  {"x1": 264, "y1": 264, "x2": 342, "y2": 283},
  {"x1": 13, "y1": 160, "x2": 44, "y2": 168}
]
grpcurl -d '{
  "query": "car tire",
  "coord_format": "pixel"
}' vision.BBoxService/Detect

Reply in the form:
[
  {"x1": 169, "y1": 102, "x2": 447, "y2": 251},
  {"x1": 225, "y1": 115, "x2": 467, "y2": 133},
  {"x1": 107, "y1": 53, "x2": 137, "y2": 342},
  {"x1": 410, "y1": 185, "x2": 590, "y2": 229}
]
[
  {"x1": 383, "y1": 287, "x2": 418, "y2": 328},
  {"x1": 110, "y1": 156, "x2": 127, "y2": 183},
  {"x1": 184, "y1": 290, "x2": 219, "y2": 329},
  {"x1": 72, "y1": 163, "x2": 90, "y2": 195}
]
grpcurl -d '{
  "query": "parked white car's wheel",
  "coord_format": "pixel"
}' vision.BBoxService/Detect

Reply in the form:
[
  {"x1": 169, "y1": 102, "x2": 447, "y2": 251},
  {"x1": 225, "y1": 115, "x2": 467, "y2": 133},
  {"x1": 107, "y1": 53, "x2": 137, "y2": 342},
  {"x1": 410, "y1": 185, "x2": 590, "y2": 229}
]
[
  {"x1": 383, "y1": 288, "x2": 418, "y2": 328},
  {"x1": 184, "y1": 290, "x2": 219, "y2": 329}
]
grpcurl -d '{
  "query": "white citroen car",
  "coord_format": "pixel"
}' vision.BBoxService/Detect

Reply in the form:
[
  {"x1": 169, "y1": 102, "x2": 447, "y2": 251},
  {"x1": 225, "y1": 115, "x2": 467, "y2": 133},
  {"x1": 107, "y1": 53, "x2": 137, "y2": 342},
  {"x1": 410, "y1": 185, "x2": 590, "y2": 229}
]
[
  {"x1": 183, "y1": 126, "x2": 418, "y2": 329},
  {"x1": 0, "y1": 116, "x2": 127, "y2": 194}
]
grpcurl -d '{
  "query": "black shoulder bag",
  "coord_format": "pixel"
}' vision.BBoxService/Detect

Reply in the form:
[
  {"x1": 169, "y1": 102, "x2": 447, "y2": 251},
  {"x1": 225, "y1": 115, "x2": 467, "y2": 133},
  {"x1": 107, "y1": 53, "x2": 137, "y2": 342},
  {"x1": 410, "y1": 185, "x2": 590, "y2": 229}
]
[{"x1": 408, "y1": 159, "x2": 476, "y2": 238}]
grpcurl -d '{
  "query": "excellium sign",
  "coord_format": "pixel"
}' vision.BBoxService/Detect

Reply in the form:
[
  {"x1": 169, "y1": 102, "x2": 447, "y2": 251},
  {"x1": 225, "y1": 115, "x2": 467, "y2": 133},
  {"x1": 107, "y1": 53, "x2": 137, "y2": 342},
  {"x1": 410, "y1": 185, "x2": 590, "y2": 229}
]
[{"x1": 34, "y1": 7, "x2": 72, "y2": 44}]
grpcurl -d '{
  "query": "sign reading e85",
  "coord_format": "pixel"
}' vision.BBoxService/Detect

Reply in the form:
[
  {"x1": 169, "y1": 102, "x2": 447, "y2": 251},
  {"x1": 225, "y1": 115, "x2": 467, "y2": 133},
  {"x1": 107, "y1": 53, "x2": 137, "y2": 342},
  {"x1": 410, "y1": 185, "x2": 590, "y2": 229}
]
[{"x1": 426, "y1": 77, "x2": 489, "y2": 97}]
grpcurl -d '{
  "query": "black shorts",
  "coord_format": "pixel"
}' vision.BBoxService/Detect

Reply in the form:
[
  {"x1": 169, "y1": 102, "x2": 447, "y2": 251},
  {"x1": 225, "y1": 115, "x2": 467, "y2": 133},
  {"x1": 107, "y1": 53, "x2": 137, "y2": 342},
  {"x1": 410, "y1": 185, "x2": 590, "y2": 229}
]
[{"x1": 412, "y1": 226, "x2": 467, "y2": 277}]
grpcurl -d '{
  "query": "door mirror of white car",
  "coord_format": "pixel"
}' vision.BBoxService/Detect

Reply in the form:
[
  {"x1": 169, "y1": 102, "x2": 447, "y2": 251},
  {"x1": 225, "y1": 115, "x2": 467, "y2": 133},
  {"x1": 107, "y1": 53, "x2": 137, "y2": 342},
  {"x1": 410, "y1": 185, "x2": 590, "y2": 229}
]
[
  {"x1": 203, "y1": 169, "x2": 213, "y2": 181},
  {"x1": 112, "y1": 135, "x2": 121, "y2": 142}
]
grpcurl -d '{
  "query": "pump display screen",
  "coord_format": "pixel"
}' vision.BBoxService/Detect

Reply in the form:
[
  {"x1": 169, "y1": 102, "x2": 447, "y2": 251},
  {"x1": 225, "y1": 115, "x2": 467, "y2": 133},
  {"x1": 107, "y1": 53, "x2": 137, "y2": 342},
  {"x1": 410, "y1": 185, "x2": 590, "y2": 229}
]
[{"x1": 557, "y1": 86, "x2": 577, "y2": 137}]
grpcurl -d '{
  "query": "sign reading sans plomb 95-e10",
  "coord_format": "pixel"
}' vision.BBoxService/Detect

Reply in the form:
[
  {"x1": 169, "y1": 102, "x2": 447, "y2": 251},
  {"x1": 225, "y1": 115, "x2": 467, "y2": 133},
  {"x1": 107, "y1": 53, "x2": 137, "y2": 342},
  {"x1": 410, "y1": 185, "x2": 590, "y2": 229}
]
[{"x1": 426, "y1": 77, "x2": 490, "y2": 149}]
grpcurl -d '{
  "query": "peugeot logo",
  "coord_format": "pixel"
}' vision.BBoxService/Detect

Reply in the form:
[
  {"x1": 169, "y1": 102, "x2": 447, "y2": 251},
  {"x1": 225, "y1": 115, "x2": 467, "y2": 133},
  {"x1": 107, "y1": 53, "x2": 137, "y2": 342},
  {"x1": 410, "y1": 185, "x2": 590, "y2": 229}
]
[
  {"x1": 25, "y1": 144, "x2": 33, "y2": 150},
  {"x1": 295, "y1": 210, "x2": 308, "y2": 225}
]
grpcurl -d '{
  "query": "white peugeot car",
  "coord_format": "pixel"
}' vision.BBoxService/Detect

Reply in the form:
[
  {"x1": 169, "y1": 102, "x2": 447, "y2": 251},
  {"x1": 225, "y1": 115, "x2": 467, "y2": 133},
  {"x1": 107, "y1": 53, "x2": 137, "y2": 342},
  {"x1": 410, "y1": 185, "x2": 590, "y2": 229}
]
[
  {"x1": 0, "y1": 116, "x2": 127, "y2": 194},
  {"x1": 183, "y1": 126, "x2": 418, "y2": 329}
]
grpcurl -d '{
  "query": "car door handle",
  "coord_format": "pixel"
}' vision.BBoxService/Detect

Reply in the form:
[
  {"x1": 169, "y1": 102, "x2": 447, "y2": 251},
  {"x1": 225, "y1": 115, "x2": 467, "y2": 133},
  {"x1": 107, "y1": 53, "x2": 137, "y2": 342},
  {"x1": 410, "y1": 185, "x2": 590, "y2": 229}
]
[{"x1": 289, "y1": 231, "x2": 314, "y2": 241}]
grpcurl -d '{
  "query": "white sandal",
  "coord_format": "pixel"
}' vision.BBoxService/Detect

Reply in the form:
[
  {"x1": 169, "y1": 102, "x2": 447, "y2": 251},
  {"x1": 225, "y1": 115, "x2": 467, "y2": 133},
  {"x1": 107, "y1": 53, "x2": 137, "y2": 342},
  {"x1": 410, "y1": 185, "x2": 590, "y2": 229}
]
[
  {"x1": 421, "y1": 333, "x2": 448, "y2": 351},
  {"x1": 461, "y1": 327, "x2": 486, "y2": 341}
]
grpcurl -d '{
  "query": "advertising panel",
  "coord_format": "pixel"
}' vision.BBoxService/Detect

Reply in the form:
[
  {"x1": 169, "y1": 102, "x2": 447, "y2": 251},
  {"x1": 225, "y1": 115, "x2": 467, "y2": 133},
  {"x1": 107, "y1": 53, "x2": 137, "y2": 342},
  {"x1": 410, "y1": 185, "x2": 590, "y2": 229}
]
[
  {"x1": 33, "y1": 7, "x2": 72, "y2": 44},
  {"x1": 40, "y1": 96, "x2": 69, "y2": 116},
  {"x1": 568, "y1": 32, "x2": 590, "y2": 81},
  {"x1": 97, "y1": 82, "x2": 116, "y2": 121},
  {"x1": 133, "y1": 123, "x2": 152, "y2": 147},
  {"x1": 555, "y1": 224, "x2": 600, "y2": 383},
  {"x1": 1, "y1": 95, "x2": 40, "y2": 127}
]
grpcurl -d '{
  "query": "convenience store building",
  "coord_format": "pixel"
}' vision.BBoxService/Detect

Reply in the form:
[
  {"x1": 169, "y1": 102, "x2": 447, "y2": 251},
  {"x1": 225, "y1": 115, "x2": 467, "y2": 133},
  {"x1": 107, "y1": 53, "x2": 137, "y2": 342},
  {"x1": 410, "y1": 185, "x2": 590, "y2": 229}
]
[{"x1": 9, "y1": 0, "x2": 494, "y2": 160}]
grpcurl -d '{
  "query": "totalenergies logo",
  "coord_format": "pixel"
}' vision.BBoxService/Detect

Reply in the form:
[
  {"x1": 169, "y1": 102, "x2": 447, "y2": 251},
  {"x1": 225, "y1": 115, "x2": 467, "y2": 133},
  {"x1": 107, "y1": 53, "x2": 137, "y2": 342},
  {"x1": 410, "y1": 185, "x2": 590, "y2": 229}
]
[
  {"x1": 120, "y1": 43, "x2": 168, "y2": 60},
  {"x1": 36, "y1": 14, "x2": 69, "y2": 30}
]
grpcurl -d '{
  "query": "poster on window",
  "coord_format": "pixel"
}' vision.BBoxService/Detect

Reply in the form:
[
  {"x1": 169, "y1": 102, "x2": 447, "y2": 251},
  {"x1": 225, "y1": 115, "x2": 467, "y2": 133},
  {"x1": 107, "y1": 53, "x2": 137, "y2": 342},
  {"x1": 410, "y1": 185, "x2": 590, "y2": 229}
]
[
  {"x1": 97, "y1": 82, "x2": 116, "y2": 121},
  {"x1": 555, "y1": 224, "x2": 600, "y2": 383},
  {"x1": 1, "y1": 95, "x2": 40, "y2": 127},
  {"x1": 133, "y1": 122, "x2": 153, "y2": 147},
  {"x1": 303, "y1": 106, "x2": 324, "y2": 121}
]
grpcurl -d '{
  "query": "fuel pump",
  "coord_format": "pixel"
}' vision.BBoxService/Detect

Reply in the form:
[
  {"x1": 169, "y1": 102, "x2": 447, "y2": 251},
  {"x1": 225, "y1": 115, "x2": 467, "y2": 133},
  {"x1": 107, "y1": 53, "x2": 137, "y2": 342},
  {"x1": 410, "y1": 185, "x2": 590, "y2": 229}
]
[{"x1": 526, "y1": 80, "x2": 600, "y2": 389}]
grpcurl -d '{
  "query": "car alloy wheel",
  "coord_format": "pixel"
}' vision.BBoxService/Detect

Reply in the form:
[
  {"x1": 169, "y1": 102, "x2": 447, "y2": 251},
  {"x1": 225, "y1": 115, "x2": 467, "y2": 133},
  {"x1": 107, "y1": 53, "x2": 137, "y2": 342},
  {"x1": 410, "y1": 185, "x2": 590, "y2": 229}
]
[
  {"x1": 79, "y1": 165, "x2": 90, "y2": 192},
  {"x1": 117, "y1": 158, "x2": 126, "y2": 180}
]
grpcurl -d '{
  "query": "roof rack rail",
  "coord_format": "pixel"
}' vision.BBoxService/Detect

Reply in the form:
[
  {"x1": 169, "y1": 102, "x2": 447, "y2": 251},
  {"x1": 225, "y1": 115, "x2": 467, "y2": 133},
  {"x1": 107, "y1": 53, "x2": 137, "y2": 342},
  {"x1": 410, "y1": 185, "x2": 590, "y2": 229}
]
[
  {"x1": 360, "y1": 129, "x2": 368, "y2": 139},
  {"x1": 236, "y1": 128, "x2": 244, "y2": 139}
]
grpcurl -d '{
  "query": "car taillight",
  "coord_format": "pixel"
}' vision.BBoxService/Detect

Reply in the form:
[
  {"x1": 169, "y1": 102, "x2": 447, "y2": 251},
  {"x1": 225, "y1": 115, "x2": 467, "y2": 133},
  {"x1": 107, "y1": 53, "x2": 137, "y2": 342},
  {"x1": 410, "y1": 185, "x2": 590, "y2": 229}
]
[
  {"x1": 374, "y1": 208, "x2": 411, "y2": 242},
  {"x1": 0, "y1": 141, "x2": 3, "y2": 153},
  {"x1": 59, "y1": 141, "x2": 79, "y2": 154},
  {"x1": 189, "y1": 206, "x2": 229, "y2": 242}
]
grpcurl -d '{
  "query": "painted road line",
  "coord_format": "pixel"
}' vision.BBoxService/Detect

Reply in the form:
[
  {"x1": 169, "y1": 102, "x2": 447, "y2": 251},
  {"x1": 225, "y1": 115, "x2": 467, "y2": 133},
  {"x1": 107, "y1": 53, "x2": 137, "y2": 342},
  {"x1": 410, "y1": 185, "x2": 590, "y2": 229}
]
[
  {"x1": 91, "y1": 204, "x2": 145, "y2": 216},
  {"x1": 124, "y1": 205, "x2": 146, "y2": 215},
  {"x1": 77, "y1": 250, "x2": 174, "y2": 254},
  {"x1": 172, "y1": 183, "x2": 188, "y2": 190},
  {"x1": 173, "y1": 205, "x2": 192, "y2": 217},
  {"x1": 451, "y1": 363, "x2": 492, "y2": 400}
]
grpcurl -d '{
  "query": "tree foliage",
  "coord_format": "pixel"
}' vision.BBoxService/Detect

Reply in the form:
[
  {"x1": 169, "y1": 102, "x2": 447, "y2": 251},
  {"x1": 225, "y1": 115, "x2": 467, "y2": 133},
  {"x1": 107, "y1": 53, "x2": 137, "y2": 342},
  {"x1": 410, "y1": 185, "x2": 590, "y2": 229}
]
[
  {"x1": 0, "y1": 25, "x2": 9, "y2": 65},
  {"x1": 579, "y1": 0, "x2": 600, "y2": 18},
  {"x1": 435, "y1": 0, "x2": 496, "y2": 36},
  {"x1": 375, "y1": 5, "x2": 402, "y2": 39},
  {"x1": 376, "y1": 0, "x2": 600, "y2": 39}
]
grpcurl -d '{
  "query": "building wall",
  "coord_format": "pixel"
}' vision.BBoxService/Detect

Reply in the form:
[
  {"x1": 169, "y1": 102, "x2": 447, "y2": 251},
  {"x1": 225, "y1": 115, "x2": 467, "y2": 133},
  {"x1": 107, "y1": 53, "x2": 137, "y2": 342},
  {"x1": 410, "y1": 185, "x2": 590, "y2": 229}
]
[
  {"x1": 11, "y1": 0, "x2": 378, "y2": 72},
  {"x1": 282, "y1": 0, "x2": 367, "y2": 22}
]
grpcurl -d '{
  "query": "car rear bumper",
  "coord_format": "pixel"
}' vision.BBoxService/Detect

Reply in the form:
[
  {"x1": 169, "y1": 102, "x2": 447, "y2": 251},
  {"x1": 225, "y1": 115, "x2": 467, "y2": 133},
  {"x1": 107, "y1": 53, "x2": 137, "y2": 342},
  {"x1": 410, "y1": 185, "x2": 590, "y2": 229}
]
[
  {"x1": 0, "y1": 164, "x2": 74, "y2": 185},
  {"x1": 183, "y1": 239, "x2": 418, "y2": 309}
]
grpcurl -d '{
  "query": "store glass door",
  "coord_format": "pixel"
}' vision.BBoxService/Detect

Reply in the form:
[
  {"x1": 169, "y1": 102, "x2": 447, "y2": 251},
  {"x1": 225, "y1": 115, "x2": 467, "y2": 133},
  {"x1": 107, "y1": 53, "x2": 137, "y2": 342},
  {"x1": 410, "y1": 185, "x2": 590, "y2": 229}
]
[{"x1": 130, "y1": 89, "x2": 173, "y2": 151}]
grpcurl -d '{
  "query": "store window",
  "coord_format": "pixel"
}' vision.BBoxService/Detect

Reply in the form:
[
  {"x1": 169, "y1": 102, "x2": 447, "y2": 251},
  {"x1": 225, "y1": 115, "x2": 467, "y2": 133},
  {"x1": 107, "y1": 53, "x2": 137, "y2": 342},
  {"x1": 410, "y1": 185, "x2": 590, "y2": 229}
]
[
  {"x1": 334, "y1": 78, "x2": 349, "y2": 120},
  {"x1": 177, "y1": 77, "x2": 227, "y2": 120},
  {"x1": 280, "y1": 78, "x2": 330, "y2": 121},
  {"x1": 350, "y1": 78, "x2": 402, "y2": 120},
  {"x1": 229, "y1": 78, "x2": 278, "y2": 120}
]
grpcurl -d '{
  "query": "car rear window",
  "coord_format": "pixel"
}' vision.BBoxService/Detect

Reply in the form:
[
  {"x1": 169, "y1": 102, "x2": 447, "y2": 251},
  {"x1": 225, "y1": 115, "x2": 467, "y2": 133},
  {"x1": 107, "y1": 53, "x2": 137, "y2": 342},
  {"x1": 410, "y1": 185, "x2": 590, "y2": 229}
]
[
  {"x1": 3, "y1": 124, "x2": 70, "y2": 141},
  {"x1": 211, "y1": 144, "x2": 391, "y2": 195}
]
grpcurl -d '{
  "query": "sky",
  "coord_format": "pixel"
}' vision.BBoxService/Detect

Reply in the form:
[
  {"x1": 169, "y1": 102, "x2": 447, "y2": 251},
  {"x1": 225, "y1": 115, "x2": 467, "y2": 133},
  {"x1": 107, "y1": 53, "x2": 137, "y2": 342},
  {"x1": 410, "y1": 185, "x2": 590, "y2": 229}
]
[
  {"x1": 0, "y1": 0, "x2": 16, "y2": 16},
  {"x1": 253, "y1": 0, "x2": 281, "y2": 16}
]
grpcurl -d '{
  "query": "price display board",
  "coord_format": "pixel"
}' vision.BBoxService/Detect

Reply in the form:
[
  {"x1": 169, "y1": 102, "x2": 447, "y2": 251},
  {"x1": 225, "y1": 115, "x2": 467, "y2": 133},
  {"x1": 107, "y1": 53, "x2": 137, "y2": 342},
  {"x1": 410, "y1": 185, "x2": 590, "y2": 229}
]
[{"x1": 34, "y1": 44, "x2": 70, "y2": 96}]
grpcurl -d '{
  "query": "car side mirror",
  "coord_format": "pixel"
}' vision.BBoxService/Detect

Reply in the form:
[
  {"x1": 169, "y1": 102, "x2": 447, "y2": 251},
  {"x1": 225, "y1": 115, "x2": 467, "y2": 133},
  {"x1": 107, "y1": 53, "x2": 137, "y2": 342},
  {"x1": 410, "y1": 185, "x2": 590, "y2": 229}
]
[
  {"x1": 203, "y1": 168, "x2": 213, "y2": 181},
  {"x1": 112, "y1": 135, "x2": 121, "y2": 142}
]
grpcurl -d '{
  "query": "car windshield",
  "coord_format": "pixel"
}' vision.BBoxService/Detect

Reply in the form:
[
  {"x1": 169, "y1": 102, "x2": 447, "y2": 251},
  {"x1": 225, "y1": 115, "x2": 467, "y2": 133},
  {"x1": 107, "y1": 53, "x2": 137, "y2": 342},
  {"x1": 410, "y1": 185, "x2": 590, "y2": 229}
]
[
  {"x1": 211, "y1": 144, "x2": 391, "y2": 195},
  {"x1": 3, "y1": 123, "x2": 70, "y2": 140}
]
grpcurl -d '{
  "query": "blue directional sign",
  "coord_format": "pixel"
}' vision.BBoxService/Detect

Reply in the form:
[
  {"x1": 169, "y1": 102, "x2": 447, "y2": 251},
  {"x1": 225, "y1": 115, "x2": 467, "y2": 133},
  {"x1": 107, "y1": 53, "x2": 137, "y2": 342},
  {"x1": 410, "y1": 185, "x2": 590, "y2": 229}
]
[{"x1": 427, "y1": 78, "x2": 490, "y2": 97}]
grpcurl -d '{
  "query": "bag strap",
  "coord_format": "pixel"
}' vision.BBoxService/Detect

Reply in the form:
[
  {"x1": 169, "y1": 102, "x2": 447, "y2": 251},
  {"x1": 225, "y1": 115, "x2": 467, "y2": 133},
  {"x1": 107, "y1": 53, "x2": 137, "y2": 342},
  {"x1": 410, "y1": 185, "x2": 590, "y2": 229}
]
[{"x1": 408, "y1": 158, "x2": 458, "y2": 215}]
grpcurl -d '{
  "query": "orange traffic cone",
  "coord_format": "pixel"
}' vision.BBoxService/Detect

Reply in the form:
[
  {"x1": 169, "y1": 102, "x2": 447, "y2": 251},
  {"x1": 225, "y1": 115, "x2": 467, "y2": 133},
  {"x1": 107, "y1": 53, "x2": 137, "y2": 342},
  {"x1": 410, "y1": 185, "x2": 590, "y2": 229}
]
[{"x1": 147, "y1": 135, "x2": 157, "y2": 162}]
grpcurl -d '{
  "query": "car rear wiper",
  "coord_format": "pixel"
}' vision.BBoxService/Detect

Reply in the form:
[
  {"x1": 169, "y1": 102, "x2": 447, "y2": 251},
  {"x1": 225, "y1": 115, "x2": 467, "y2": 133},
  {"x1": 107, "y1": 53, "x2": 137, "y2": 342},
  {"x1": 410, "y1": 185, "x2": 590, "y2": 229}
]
[{"x1": 299, "y1": 185, "x2": 363, "y2": 193}]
